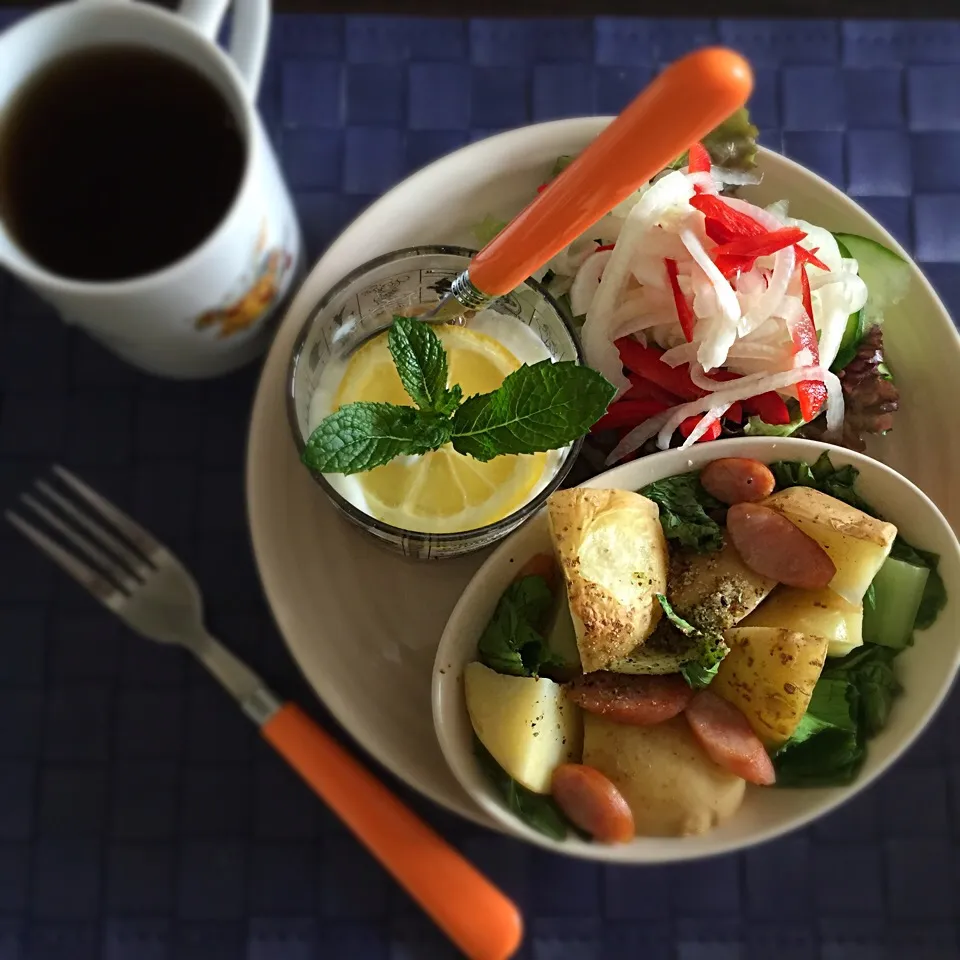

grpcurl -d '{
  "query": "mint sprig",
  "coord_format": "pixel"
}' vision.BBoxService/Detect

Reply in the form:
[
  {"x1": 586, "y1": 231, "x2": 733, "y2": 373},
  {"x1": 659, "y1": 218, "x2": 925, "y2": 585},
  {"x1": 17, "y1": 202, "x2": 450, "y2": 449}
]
[
  {"x1": 388, "y1": 315, "x2": 462, "y2": 415},
  {"x1": 451, "y1": 359, "x2": 616, "y2": 462},
  {"x1": 302, "y1": 316, "x2": 615, "y2": 476}
]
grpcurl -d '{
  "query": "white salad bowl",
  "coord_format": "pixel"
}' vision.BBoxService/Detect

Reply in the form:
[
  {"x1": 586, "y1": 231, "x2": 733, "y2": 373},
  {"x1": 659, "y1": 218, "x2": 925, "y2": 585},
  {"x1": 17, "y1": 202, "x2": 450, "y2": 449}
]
[{"x1": 432, "y1": 436, "x2": 960, "y2": 861}]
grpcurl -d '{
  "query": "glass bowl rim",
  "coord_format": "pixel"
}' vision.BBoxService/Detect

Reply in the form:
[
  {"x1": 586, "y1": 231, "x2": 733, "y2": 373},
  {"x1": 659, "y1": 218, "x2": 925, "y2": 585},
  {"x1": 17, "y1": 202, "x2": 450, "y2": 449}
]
[{"x1": 285, "y1": 243, "x2": 585, "y2": 545}]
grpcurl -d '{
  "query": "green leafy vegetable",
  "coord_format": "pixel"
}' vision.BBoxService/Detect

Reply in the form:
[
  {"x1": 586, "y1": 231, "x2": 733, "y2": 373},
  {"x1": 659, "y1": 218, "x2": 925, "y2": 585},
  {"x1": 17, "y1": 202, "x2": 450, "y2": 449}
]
[
  {"x1": 772, "y1": 453, "x2": 946, "y2": 631},
  {"x1": 774, "y1": 645, "x2": 900, "y2": 786},
  {"x1": 303, "y1": 317, "x2": 615, "y2": 475},
  {"x1": 387, "y1": 316, "x2": 462, "y2": 415},
  {"x1": 641, "y1": 472, "x2": 725, "y2": 553},
  {"x1": 770, "y1": 451, "x2": 874, "y2": 513},
  {"x1": 667, "y1": 108, "x2": 760, "y2": 173},
  {"x1": 551, "y1": 155, "x2": 575, "y2": 178},
  {"x1": 744, "y1": 415, "x2": 805, "y2": 438},
  {"x1": 477, "y1": 575, "x2": 562, "y2": 678},
  {"x1": 301, "y1": 403, "x2": 452, "y2": 474},
  {"x1": 656, "y1": 595, "x2": 729, "y2": 689},
  {"x1": 474, "y1": 738, "x2": 571, "y2": 840},
  {"x1": 472, "y1": 214, "x2": 507, "y2": 247},
  {"x1": 450, "y1": 360, "x2": 616, "y2": 462},
  {"x1": 888, "y1": 539, "x2": 947, "y2": 631}
]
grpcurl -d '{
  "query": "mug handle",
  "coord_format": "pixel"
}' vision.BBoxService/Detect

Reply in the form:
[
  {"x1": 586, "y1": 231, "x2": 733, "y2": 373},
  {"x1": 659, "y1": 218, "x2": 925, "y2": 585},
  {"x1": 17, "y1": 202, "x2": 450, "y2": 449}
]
[{"x1": 177, "y1": 0, "x2": 269, "y2": 97}]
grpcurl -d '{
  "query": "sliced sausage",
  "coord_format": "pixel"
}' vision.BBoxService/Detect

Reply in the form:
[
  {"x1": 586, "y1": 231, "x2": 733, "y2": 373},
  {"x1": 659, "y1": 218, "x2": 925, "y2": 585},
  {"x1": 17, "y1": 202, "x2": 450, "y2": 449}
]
[
  {"x1": 700, "y1": 458, "x2": 775, "y2": 505},
  {"x1": 685, "y1": 690, "x2": 776, "y2": 786},
  {"x1": 551, "y1": 763, "x2": 635, "y2": 843},
  {"x1": 567, "y1": 672, "x2": 693, "y2": 725},
  {"x1": 726, "y1": 502, "x2": 836, "y2": 589}
]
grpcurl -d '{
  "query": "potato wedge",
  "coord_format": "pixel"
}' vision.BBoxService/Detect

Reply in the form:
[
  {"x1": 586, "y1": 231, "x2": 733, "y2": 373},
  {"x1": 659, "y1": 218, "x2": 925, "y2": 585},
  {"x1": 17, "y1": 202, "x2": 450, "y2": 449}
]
[
  {"x1": 742, "y1": 586, "x2": 863, "y2": 658},
  {"x1": 465, "y1": 662, "x2": 582, "y2": 794},
  {"x1": 762, "y1": 487, "x2": 897, "y2": 604},
  {"x1": 713, "y1": 627, "x2": 829, "y2": 747},
  {"x1": 582, "y1": 713, "x2": 745, "y2": 837},
  {"x1": 668, "y1": 540, "x2": 777, "y2": 631},
  {"x1": 548, "y1": 489, "x2": 668, "y2": 672}
]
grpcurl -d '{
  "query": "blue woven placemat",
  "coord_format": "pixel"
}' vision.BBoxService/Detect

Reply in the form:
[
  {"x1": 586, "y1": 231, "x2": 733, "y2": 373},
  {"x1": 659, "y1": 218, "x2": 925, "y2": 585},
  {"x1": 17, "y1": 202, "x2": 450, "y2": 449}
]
[{"x1": 1, "y1": 13, "x2": 960, "y2": 959}]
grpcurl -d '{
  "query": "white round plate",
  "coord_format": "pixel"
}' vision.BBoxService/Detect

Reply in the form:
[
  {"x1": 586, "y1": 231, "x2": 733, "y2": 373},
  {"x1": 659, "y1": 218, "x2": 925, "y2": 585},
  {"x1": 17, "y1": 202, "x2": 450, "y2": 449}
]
[{"x1": 245, "y1": 119, "x2": 960, "y2": 828}]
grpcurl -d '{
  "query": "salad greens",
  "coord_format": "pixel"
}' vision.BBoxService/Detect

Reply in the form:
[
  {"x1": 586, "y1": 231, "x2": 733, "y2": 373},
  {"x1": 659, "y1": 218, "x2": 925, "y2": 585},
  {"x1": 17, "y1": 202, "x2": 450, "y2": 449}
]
[
  {"x1": 667, "y1": 107, "x2": 760, "y2": 173},
  {"x1": 302, "y1": 316, "x2": 615, "y2": 475},
  {"x1": 476, "y1": 575, "x2": 563, "y2": 678},
  {"x1": 640, "y1": 472, "x2": 725, "y2": 553},
  {"x1": 474, "y1": 738, "x2": 575, "y2": 840},
  {"x1": 656, "y1": 595, "x2": 729, "y2": 689},
  {"x1": 774, "y1": 645, "x2": 900, "y2": 786},
  {"x1": 768, "y1": 453, "x2": 944, "y2": 787}
]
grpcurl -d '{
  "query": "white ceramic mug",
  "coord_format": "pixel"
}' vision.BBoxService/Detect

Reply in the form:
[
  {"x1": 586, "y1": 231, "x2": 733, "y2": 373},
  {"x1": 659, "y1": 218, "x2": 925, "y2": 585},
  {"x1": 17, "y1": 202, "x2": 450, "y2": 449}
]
[{"x1": 0, "y1": 0, "x2": 303, "y2": 379}]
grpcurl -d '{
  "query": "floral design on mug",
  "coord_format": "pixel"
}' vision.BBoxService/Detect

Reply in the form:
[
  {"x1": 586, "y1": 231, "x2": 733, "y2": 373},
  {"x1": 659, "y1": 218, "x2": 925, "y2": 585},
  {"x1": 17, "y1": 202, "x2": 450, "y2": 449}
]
[{"x1": 195, "y1": 222, "x2": 294, "y2": 339}]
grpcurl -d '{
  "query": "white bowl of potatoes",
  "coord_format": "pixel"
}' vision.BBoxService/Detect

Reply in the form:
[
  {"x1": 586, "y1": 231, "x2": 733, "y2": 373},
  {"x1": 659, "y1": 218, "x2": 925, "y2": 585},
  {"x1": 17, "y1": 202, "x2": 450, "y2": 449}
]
[{"x1": 432, "y1": 436, "x2": 960, "y2": 862}]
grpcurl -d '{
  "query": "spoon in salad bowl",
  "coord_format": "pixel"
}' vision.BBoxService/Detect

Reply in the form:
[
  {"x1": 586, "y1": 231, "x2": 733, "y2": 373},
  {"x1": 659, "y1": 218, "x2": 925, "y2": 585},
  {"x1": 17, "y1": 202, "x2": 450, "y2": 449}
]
[
  {"x1": 427, "y1": 46, "x2": 754, "y2": 325},
  {"x1": 432, "y1": 436, "x2": 960, "y2": 863}
]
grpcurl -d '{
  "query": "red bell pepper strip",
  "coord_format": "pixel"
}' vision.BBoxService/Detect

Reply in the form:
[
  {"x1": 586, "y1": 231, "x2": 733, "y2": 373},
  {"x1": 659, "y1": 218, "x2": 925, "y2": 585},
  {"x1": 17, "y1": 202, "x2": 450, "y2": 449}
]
[
  {"x1": 616, "y1": 339, "x2": 703, "y2": 401},
  {"x1": 536, "y1": 183, "x2": 548, "y2": 194},
  {"x1": 692, "y1": 194, "x2": 832, "y2": 276},
  {"x1": 687, "y1": 142, "x2": 711, "y2": 174},
  {"x1": 710, "y1": 227, "x2": 807, "y2": 260},
  {"x1": 590, "y1": 399, "x2": 669, "y2": 434},
  {"x1": 679, "y1": 415, "x2": 722, "y2": 442},
  {"x1": 725, "y1": 401, "x2": 743, "y2": 424},
  {"x1": 623, "y1": 374, "x2": 683, "y2": 406},
  {"x1": 791, "y1": 265, "x2": 827, "y2": 420},
  {"x1": 664, "y1": 258, "x2": 696, "y2": 342},
  {"x1": 595, "y1": 243, "x2": 616, "y2": 253},
  {"x1": 794, "y1": 244, "x2": 829, "y2": 272},
  {"x1": 690, "y1": 194, "x2": 765, "y2": 241},
  {"x1": 713, "y1": 253, "x2": 757, "y2": 279},
  {"x1": 742, "y1": 392, "x2": 791, "y2": 425}
]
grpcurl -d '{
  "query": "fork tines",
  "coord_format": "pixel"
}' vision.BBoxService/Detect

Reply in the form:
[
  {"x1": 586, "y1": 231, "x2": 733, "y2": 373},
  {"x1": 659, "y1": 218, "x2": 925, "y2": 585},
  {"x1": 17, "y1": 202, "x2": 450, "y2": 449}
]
[{"x1": 5, "y1": 466, "x2": 163, "y2": 608}]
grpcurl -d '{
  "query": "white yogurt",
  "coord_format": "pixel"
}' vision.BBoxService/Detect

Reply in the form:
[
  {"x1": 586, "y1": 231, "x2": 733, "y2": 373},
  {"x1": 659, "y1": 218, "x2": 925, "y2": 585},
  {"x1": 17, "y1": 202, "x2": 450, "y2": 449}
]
[{"x1": 308, "y1": 308, "x2": 568, "y2": 530}]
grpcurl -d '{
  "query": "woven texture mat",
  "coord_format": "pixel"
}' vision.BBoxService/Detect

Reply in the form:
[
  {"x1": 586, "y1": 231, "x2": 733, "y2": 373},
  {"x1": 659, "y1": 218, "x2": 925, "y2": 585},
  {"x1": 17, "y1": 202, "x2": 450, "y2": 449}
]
[{"x1": 1, "y1": 13, "x2": 960, "y2": 959}]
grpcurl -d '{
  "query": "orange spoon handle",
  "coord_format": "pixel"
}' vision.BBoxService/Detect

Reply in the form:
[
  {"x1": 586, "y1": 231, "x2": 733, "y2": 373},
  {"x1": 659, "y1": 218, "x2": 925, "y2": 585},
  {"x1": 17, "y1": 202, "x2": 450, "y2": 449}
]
[
  {"x1": 469, "y1": 47, "x2": 754, "y2": 297},
  {"x1": 261, "y1": 703, "x2": 523, "y2": 960}
]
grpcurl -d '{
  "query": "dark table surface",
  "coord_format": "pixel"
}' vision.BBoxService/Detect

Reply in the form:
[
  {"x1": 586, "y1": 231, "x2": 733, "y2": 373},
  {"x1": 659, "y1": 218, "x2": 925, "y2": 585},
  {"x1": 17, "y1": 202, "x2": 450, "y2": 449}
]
[{"x1": 2, "y1": 10, "x2": 960, "y2": 960}]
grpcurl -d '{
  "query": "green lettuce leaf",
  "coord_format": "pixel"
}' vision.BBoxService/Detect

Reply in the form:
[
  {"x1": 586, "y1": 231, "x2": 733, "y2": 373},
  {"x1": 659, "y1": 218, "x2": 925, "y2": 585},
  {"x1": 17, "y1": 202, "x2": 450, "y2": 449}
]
[
  {"x1": 476, "y1": 575, "x2": 562, "y2": 678},
  {"x1": 641, "y1": 472, "x2": 725, "y2": 553},
  {"x1": 656, "y1": 595, "x2": 729, "y2": 689},
  {"x1": 474, "y1": 738, "x2": 571, "y2": 840}
]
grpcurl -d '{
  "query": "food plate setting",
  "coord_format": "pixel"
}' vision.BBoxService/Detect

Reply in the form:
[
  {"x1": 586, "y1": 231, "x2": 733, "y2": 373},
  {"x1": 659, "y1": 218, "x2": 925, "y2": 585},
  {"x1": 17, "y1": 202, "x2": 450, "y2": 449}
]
[
  {"x1": 250, "y1": 94, "x2": 960, "y2": 857},
  {"x1": 7, "y1": 9, "x2": 960, "y2": 960}
]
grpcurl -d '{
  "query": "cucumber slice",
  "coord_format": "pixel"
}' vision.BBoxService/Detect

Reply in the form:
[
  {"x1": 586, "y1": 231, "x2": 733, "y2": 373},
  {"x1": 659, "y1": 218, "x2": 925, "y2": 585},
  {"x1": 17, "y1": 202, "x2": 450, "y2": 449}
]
[
  {"x1": 863, "y1": 556, "x2": 930, "y2": 650},
  {"x1": 833, "y1": 232, "x2": 911, "y2": 326},
  {"x1": 831, "y1": 308, "x2": 866, "y2": 372}
]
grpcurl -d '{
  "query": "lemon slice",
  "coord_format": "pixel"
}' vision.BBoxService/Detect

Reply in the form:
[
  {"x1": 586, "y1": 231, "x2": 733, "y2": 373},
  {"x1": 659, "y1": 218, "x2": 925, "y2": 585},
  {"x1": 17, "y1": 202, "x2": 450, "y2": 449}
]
[{"x1": 333, "y1": 325, "x2": 547, "y2": 533}]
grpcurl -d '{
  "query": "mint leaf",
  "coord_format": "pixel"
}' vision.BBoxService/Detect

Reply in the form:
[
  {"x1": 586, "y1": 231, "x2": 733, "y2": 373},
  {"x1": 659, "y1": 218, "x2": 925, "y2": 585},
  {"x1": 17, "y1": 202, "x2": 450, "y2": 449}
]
[
  {"x1": 656, "y1": 594, "x2": 698, "y2": 637},
  {"x1": 387, "y1": 316, "x2": 461, "y2": 414},
  {"x1": 302, "y1": 402, "x2": 450, "y2": 475},
  {"x1": 450, "y1": 360, "x2": 615, "y2": 461}
]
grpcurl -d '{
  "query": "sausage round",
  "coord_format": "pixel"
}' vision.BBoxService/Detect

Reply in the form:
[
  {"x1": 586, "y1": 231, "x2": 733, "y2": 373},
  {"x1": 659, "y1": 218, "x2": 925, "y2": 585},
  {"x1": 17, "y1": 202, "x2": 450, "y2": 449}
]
[
  {"x1": 567, "y1": 672, "x2": 694, "y2": 725},
  {"x1": 700, "y1": 458, "x2": 776, "y2": 505},
  {"x1": 551, "y1": 763, "x2": 635, "y2": 843},
  {"x1": 726, "y1": 502, "x2": 836, "y2": 589},
  {"x1": 685, "y1": 690, "x2": 776, "y2": 785}
]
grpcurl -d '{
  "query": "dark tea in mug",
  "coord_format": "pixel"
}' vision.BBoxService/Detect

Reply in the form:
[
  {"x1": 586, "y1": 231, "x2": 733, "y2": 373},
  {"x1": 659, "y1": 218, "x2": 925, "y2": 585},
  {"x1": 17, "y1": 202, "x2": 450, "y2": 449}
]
[{"x1": 0, "y1": 46, "x2": 246, "y2": 282}]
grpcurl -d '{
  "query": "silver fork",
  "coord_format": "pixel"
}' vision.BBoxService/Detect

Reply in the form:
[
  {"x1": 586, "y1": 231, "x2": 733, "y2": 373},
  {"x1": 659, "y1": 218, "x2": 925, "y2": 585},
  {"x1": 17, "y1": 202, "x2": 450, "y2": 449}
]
[{"x1": 6, "y1": 467, "x2": 522, "y2": 960}]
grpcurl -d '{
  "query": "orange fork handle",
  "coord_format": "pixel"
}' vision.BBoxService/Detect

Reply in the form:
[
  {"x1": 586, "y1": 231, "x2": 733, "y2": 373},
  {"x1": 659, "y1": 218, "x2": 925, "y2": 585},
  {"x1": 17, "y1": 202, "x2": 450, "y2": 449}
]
[
  {"x1": 261, "y1": 703, "x2": 523, "y2": 960},
  {"x1": 469, "y1": 47, "x2": 754, "y2": 296}
]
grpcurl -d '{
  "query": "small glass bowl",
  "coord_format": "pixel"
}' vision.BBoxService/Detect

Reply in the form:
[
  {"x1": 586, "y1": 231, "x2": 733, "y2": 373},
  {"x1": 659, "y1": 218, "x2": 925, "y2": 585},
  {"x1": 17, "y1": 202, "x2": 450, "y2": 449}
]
[{"x1": 287, "y1": 245, "x2": 582, "y2": 560}]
